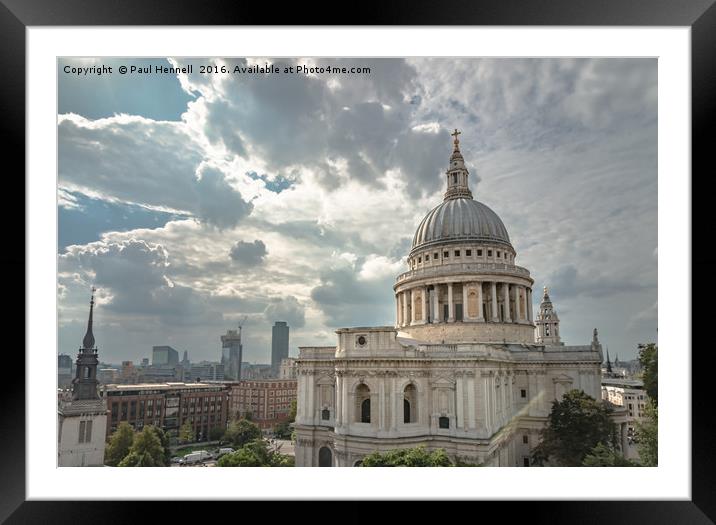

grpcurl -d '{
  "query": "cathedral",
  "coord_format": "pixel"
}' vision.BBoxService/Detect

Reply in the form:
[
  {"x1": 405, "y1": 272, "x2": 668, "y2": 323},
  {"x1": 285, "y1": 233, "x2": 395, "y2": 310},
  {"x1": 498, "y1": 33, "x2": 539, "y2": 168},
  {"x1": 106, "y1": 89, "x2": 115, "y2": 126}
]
[{"x1": 294, "y1": 130, "x2": 604, "y2": 467}]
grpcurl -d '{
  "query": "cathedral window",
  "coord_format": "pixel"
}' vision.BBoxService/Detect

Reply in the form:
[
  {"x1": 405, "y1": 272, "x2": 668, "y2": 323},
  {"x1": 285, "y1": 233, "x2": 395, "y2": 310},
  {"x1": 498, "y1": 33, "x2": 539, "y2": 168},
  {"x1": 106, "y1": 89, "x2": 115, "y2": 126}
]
[
  {"x1": 466, "y1": 250, "x2": 472, "y2": 256},
  {"x1": 521, "y1": 389, "x2": 527, "y2": 398},
  {"x1": 425, "y1": 254, "x2": 430, "y2": 261},
  {"x1": 455, "y1": 250, "x2": 460, "y2": 257},
  {"x1": 438, "y1": 416, "x2": 450, "y2": 429},
  {"x1": 434, "y1": 252, "x2": 438, "y2": 260},
  {"x1": 404, "y1": 384, "x2": 417, "y2": 423},
  {"x1": 444, "y1": 251, "x2": 449, "y2": 258},
  {"x1": 322, "y1": 408, "x2": 330, "y2": 420},
  {"x1": 355, "y1": 384, "x2": 371, "y2": 423},
  {"x1": 488, "y1": 250, "x2": 492, "y2": 257},
  {"x1": 453, "y1": 174, "x2": 457, "y2": 184},
  {"x1": 523, "y1": 435, "x2": 529, "y2": 444},
  {"x1": 477, "y1": 249, "x2": 483, "y2": 256},
  {"x1": 497, "y1": 251, "x2": 501, "y2": 258}
]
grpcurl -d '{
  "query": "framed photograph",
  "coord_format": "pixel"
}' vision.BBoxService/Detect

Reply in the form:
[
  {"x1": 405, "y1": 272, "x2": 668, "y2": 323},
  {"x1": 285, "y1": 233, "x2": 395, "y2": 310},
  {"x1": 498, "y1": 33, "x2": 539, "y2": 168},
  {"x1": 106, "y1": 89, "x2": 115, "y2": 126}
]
[{"x1": 6, "y1": 0, "x2": 713, "y2": 522}]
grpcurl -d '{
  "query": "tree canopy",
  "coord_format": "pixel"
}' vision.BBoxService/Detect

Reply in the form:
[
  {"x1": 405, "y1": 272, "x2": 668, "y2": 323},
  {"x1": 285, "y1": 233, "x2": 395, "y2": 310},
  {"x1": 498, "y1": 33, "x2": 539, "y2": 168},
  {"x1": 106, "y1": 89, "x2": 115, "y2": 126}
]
[
  {"x1": 582, "y1": 442, "x2": 636, "y2": 467},
  {"x1": 359, "y1": 446, "x2": 452, "y2": 467},
  {"x1": 635, "y1": 399, "x2": 658, "y2": 466},
  {"x1": 638, "y1": 343, "x2": 658, "y2": 406},
  {"x1": 531, "y1": 389, "x2": 616, "y2": 466},
  {"x1": 223, "y1": 418, "x2": 262, "y2": 449},
  {"x1": 217, "y1": 439, "x2": 294, "y2": 467},
  {"x1": 118, "y1": 426, "x2": 166, "y2": 467},
  {"x1": 104, "y1": 422, "x2": 135, "y2": 466}
]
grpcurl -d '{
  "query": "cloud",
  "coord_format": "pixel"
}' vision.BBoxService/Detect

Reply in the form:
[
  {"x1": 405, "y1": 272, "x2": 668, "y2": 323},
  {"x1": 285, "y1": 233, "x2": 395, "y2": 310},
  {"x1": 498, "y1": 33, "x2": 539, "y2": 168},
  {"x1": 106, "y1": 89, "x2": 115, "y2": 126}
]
[
  {"x1": 229, "y1": 239, "x2": 267, "y2": 266},
  {"x1": 263, "y1": 295, "x2": 306, "y2": 328},
  {"x1": 58, "y1": 114, "x2": 253, "y2": 228}
]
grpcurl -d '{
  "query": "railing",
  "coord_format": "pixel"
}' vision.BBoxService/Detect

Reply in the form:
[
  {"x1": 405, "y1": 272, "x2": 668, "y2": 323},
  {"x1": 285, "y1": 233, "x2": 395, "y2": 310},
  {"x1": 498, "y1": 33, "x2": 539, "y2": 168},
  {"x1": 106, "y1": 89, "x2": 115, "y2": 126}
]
[{"x1": 395, "y1": 262, "x2": 531, "y2": 283}]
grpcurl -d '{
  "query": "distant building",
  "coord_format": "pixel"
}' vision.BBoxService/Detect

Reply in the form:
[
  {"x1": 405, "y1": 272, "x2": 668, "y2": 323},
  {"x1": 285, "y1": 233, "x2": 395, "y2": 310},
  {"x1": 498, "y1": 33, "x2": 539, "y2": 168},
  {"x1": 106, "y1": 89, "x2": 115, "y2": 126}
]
[
  {"x1": 271, "y1": 322, "x2": 289, "y2": 376},
  {"x1": 139, "y1": 365, "x2": 184, "y2": 383},
  {"x1": 97, "y1": 368, "x2": 119, "y2": 384},
  {"x1": 58, "y1": 290, "x2": 108, "y2": 466},
  {"x1": 120, "y1": 361, "x2": 139, "y2": 383},
  {"x1": 104, "y1": 382, "x2": 230, "y2": 442},
  {"x1": 152, "y1": 346, "x2": 179, "y2": 366},
  {"x1": 279, "y1": 357, "x2": 297, "y2": 379},
  {"x1": 141, "y1": 358, "x2": 150, "y2": 367},
  {"x1": 227, "y1": 379, "x2": 297, "y2": 430},
  {"x1": 58, "y1": 354, "x2": 73, "y2": 387},
  {"x1": 221, "y1": 327, "x2": 243, "y2": 381},
  {"x1": 241, "y1": 363, "x2": 273, "y2": 380},
  {"x1": 190, "y1": 361, "x2": 225, "y2": 382},
  {"x1": 601, "y1": 378, "x2": 649, "y2": 432},
  {"x1": 180, "y1": 350, "x2": 191, "y2": 369}
]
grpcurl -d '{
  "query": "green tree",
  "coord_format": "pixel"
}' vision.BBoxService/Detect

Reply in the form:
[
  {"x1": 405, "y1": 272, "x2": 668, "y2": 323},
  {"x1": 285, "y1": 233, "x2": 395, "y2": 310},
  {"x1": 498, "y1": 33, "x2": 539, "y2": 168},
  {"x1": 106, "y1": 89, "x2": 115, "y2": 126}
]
[
  {"x1": 582, "y1": 442, "x2": 636, "y2": 467},
  {"x1": 179, "y1": 421, "x2": 194, "y2": 443},
  {"x1": 223, "y1": 418, "x2": 262, "y2": 449},
  {"x1": 209, "y1": 425, "x2": 225, "y2": 442},
  {"x1": 273, "y1": 420, "x2": 291, "y2": 440},
  {"x1": 145, "y1": 425, "x2": 171, "y2": 466},
  {"x1": 635, "y1": 399, "x2": 658, "y2": 466},
  {"x1": 118, "y1": 426, "x2": 166, "y2": 467},
  {"x1": 104, "y1": 422, "x2": 135, "y2": 466},
  {"x1": 360, "y1": 446, "x2": 453, "y2": 467},
  {"x1": 288, "y1": 399, "x2": 297, "y2": 422},
  {"x1": 638, "y1": 343, "x2": 658, "y2": 406},
  {"x1": 216, "y1": 439, "x2": 293, "y2": 467},
  {"x1": 531, "y1": 389, "x2": 617, "y2": 467}
]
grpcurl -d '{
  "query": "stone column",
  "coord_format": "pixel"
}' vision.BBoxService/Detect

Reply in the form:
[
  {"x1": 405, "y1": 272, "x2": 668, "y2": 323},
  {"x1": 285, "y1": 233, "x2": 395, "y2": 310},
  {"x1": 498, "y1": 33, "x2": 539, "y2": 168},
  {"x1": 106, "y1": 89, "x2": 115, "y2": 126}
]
[
  {"x1": 391, "y1": 377, "x2": 398, "y2": 431},
  {"x1": 462, "y1": 283, "x2": 470, "y2": 322},
  {"x1": 410, "y1": 289, "x2": 417, "y2": 324},
  {"x1": 432, "y1": 287, "x2": 440, "y2": 323},
  {"x1": 307, "y1": 373, "x2": 315, "y2": 424},
  {"x1": 379, "y1": 380, "x2": 385, "y2": 430},
  {"x1": 403, "y1": 291, "x2": 410, "y2": 327},
  {"x1": 467, "y1": 375, "x2": 476, "y2": 429},
  {"x1": 342, "y1": 375, "x2": 349, "y2": 425},
  {"x1": 447, "y1": 283, "x2": 454, "y2": 322},
  {"x1": 503, "y1": 283, "x2": 512, "y2": 322},
  {"x1": 476, "y1": 281, "x2": 484, "y2": 321},
  {"x1": 527, "y1": 288, "x2": 533, "y2": 322},
  {"x1": 456, "y1": 375, "x2": 464, "y2": 429},
  {"x1": 421, "y1": 286, "x2": 428, "y2": 325},
  {"x1": 396, "y1": 294, "x2": 401, "y2": 327},
  {"x1": 490, "y1": 281, "x2": 499, "y2": 321},
  {"x1": 335, "y1": 374, "x2": 342, "y2": 427}
]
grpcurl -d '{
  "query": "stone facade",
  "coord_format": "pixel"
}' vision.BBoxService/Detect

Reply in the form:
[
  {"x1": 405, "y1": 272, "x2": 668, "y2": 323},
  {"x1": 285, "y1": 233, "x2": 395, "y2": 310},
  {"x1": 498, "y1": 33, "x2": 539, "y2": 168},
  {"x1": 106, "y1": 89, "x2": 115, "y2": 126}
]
[{"x1": 295, "y1": 132, "x2": 604, "y2": 467}]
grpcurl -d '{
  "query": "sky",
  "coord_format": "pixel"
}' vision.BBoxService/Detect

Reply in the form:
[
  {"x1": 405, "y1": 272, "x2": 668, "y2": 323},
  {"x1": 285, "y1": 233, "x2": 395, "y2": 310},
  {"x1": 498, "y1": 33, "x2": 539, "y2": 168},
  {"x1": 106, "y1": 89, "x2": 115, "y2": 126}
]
[{"x1": 57, "y1": 57, "x2": 657, "y2": 365}]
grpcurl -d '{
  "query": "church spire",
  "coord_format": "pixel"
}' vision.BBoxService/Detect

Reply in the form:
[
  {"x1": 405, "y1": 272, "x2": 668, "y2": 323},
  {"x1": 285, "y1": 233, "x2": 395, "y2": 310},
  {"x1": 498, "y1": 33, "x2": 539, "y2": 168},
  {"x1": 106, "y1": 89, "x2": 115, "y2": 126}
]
[
  {"x1": 444, "y1": 128, "x2": 473, "y2": 200},
  {"x1": 606, "y1": 346, "x2": 613, "y2": 374},
  {"x1": 72, "y1": 288, "x2": 100, "y2": 401},
  {"x1": 535, "y1": 284, "x2": 562, "y2": 345},
  {"x1": 82, "y1": 287, "x2": 96, "y2": 351}
]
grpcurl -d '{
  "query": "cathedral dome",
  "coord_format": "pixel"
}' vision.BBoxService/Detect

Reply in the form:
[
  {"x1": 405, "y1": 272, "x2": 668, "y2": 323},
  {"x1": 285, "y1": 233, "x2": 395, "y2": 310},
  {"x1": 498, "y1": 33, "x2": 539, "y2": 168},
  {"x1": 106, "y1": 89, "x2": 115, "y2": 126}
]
[{"x1": 411, "y1": 197, "x2": 511, "y2": 252}]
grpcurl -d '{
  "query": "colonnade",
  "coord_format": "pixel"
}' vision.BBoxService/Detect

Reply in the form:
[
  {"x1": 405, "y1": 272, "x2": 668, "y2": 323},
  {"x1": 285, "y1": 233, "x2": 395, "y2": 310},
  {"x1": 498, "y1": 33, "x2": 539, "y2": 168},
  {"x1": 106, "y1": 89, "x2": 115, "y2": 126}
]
[{"x1": 396, "y1": 281, "x2": 533, "y2": 327}]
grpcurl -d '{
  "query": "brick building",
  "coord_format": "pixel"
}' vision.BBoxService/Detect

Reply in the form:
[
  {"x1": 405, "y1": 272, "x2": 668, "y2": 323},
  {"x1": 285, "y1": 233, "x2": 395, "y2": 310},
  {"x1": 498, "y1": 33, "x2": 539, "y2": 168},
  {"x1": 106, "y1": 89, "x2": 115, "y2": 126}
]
[
  {"x1": 104, "y1": 382, "x2": 229, "y2": 442},
  {"x1": 228, "y1": 379, "x2": 297, "y2": 430}
]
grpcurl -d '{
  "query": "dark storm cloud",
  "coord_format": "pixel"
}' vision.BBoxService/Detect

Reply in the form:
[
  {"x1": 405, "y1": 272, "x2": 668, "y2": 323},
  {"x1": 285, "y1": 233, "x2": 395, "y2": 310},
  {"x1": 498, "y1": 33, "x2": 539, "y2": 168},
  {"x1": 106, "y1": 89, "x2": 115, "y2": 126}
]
[
  {"x1": 263, "y1": 296, "x2": 306, "y2": 329},
  {"x1": 229, "y1": 239, "x2": 267, "y2": 266}
]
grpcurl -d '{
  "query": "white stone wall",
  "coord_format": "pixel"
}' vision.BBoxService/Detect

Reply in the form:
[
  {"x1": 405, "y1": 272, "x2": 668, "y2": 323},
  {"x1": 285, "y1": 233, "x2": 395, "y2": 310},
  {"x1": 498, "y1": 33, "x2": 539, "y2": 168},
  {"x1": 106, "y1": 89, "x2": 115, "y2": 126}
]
[{"x1": 58, "y1": 412, "x2": 107, "y2": 467}]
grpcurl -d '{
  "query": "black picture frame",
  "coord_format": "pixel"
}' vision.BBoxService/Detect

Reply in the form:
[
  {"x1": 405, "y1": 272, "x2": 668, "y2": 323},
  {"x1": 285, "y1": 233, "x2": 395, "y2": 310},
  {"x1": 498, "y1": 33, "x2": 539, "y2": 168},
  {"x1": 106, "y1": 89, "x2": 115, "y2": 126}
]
[{"x1": 4, "y1": 0, "x2": 712, "y2": 522}]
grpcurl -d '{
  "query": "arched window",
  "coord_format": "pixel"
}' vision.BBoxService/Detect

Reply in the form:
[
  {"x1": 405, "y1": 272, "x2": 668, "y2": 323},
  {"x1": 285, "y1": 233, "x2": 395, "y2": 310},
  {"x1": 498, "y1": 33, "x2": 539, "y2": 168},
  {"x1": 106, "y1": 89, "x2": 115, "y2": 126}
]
[
  {"x1": 318, "y1": 446, "x2": 332, "y2": 467},
  {"x1": 361, "y1": 399, "x2": 371, "y2": 423},
  {"x1": 403, "y1": 384, "x2": 417, "y2": 423},
  {"x1": 355, "y1": 384, "x2": 371, "y2": 423}
]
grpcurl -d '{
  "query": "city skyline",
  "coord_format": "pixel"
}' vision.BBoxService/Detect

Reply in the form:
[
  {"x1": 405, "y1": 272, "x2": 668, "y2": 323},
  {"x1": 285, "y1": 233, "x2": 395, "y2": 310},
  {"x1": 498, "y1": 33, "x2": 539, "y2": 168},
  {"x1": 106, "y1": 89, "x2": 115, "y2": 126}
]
[{"x1": 57, "y1": 57, "x2": 657, "y2": 364}]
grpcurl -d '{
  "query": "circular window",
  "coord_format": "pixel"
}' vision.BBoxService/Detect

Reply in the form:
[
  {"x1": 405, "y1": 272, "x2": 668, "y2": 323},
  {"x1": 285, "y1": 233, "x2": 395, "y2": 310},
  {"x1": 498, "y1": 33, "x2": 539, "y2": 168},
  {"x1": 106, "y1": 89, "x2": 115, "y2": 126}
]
[{"x1": 357, "y1": 336, "x2": 367, "y2": 346}]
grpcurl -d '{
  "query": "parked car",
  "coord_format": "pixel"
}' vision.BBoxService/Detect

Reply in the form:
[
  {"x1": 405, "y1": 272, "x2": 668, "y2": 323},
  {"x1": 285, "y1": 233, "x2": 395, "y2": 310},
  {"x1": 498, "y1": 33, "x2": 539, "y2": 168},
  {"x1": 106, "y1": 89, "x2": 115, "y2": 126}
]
[
  {"x1": 179, "y1": 450, "x2": 212, "y2": 465},
  {"x1": 170, "y1": 456, "x2": 182, "y2": 464},
  {"x1": 216, "y1": 447, "x2": 234, "y2": 458}
]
